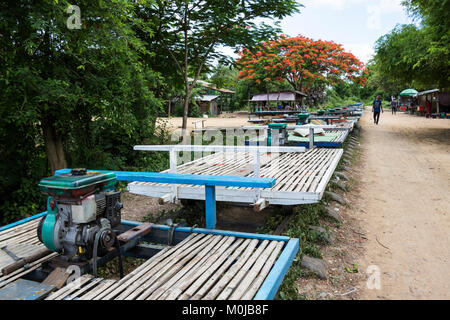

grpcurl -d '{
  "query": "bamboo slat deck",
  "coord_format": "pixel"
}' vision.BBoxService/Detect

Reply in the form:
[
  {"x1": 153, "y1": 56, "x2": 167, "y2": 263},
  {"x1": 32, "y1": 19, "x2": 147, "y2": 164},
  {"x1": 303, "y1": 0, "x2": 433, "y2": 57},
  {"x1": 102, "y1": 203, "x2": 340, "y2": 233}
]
[
  {"x1": 330, "y1": 120, "x2": 355, "y2": 131},
  {"x1": 0, "y1": 219, "x2": 57, "y2": 287},
  {"x1": 287, "y1": 129, "x2": 349, "y2": 145},
  {"x1": 45, "y1": 233, "x2": 286, "y2": 300},
  {"x1": 128, "y1": 148, "x2": 343, "y2": 205}
]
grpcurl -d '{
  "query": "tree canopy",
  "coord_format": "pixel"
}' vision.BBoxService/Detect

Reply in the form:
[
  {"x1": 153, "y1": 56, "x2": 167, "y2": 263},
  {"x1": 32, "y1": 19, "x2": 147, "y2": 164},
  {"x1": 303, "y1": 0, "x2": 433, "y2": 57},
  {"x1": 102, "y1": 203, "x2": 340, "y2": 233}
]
[
  {"x1": 141, "y1": 0, "x2": 301, "y2": 130},
  {"x1": 0, "y1": 0, "x2": 165, "y2": 223},
  {"x1": 372, "y1": 0, "x2": 450, "y2": 91},
  {"x1": 236, "y1": 35, "x2": 367, "y2": 106}
]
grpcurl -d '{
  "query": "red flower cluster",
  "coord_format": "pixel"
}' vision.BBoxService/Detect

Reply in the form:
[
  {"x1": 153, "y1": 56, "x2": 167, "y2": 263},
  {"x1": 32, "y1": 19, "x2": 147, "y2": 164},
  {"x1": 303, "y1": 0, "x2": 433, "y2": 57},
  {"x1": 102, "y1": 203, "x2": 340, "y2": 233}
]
[{"x1": 236, "y1": 35, "x2": 368, "y2": 91}]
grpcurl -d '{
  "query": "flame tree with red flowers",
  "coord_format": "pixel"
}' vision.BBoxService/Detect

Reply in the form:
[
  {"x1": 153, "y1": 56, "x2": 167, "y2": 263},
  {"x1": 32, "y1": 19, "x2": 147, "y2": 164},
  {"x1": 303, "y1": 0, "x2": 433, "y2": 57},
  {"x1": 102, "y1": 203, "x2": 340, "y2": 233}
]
[{"x1": 237, "y1": 35, "x2": 368, "y2": 105}]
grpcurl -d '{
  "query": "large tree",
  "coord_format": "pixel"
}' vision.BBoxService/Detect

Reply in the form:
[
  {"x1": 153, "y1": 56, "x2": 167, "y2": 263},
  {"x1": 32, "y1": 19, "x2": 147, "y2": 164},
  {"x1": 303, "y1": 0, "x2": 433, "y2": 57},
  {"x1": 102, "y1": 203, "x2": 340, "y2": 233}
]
[
  {"x1": 137, "y1": 0, "x2": 300, "y2": 131},
  {"x1": 0, "y1": 0, "x2": 163, "y2": 222},
  {"x1": 209, "y1": 64, "x2": 239, "y2": 90},
  {"x1": 402, "y1": 0, "x2": 450, "y2": 89},
  {"x1": 0, "y1": 0, "x2": 162, "y2": 173},
  {"x1": 372, "y1": 1, "x2": 449, "y2": 91},
  {"x1": 236, "y1": 35, "x2": 367, "y2": 103},
  {"x1": 373, "y1": 24, "x2": 426, "y2": 90}
]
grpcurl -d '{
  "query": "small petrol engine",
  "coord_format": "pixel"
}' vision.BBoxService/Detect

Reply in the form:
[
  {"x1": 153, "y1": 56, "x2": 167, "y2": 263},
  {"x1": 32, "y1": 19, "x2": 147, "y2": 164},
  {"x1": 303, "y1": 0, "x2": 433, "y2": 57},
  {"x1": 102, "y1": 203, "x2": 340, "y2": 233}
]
[{"x1": 37, "y1": 168, "x2": 123, "y2": 262}]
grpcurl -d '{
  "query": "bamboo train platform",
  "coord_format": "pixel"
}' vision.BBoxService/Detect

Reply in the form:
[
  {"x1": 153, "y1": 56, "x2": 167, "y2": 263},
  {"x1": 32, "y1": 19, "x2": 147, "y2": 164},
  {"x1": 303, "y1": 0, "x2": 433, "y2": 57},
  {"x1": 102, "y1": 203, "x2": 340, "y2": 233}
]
[
  {"x1": 46, "y1": 233, "x2": 286, "y2": 300},
  {"x1": 286, "y1": 129, "x2": 350, "y2": 148},
  {"x1": 128, "y1": 148, "x2": 343, "y2": 206},
  {"x1": 0, "y1": 215, "x2": 299, "y2": 300},
  {"x1": 0, "y1": 214, "x2": 58, "y2": 291},
  {"x1": 245, "y1": 128, "x2": 350, "y2": 148}
]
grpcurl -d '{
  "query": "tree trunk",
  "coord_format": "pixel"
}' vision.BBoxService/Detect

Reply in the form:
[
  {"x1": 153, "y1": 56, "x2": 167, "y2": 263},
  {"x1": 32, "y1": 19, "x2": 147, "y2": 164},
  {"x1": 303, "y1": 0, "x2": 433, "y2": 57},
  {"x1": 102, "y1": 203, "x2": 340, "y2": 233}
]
[
  {"x1": 168, "y1": 99, "x2": 171, "y2": 118},
  {"x1": 181, "y1": 88, "x2": 192, "y2": 133},
  {"x1": 41, "y1": 119, "x2": 67, "y2": 174}
]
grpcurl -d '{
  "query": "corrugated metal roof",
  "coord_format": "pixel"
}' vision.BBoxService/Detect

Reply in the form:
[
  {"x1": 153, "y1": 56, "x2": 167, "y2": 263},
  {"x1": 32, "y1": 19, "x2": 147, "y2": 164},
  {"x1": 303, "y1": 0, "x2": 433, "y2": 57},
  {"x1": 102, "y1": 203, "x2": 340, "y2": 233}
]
[
  {"x1": 417, "y1": 89, "x2": 439, "y2": 96},
  {"x1": 217, "y1": 88, "x2": 235, "y2": 94},
  {"x1": 195, "y1": 95, "x2": 219, "y2": 102},
  {"x1": 251, "y1": 91, "x2": 306, "y2": 102},
  {"x1": 188, "y1": 78, "x2": 235, "y2": 94}
]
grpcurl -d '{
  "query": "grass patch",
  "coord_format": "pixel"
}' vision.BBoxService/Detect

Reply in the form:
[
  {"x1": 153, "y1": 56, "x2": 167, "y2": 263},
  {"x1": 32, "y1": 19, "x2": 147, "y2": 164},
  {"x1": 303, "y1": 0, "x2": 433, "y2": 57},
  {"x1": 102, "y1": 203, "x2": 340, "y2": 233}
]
[
  {"x1": 98, "y1": 256, "x2": 146, "y2": 280},
  {"x1": 273, "y1": 130, "x2": 364, "y2": 299},
  {"x1": 143, "y1": 200, "x2": 233, "y2": 228},
  {"x1": 261, "y1": 204, "x2": 333, "y2": 300}
]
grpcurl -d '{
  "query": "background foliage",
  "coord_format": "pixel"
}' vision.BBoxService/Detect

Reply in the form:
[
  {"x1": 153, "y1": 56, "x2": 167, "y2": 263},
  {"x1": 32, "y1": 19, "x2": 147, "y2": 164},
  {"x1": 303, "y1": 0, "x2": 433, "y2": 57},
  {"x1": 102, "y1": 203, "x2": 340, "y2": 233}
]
[{"x1": 0, "y1": 0, "x2": 167, "y2": 223}]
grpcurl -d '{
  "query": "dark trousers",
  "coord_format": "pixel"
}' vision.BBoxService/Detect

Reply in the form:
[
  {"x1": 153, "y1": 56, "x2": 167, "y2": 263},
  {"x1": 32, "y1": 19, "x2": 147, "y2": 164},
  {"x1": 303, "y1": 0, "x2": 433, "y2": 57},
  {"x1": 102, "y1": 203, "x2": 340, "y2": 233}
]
[
  {"x1": 392, "y1": 107, "x2": 397, "y2": 115},
  {"x1": 374, "y1": 111, "x2": 380, "y2": 124}
]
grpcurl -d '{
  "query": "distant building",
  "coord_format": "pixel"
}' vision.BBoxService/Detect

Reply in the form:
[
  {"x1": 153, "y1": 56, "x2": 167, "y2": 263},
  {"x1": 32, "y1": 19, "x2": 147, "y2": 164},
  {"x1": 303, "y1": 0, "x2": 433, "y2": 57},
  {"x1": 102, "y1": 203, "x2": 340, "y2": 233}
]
[
  {"x1": 250, "y1": 91, "x2": 307, "y2": 111},
  {"x1": 195, "y1": 95, "x2": 219, "y2": 115},
  {"x1": 416, "y1": 89, "x2": 450, "y2": 115},
  {"x1": 189, "y1": 78, "x2": 235, "y2": 115}
]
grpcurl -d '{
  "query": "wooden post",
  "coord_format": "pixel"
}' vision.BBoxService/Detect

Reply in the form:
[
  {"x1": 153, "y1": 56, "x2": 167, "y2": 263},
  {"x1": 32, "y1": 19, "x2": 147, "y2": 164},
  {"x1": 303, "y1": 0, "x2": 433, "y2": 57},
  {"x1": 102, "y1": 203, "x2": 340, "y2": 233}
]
[
  {"x1": 252, "y1": 148, "x2": 264, "y2": 206},
  {"x1": 309, "y1": 127, "x2": 314, "y2": 149},
  {"x1": 436, "y1": 92, "x2": 440, "y2": 114},
  {"x1": 170, "y1": 149, "x2": 177, "y2": 202},
  {"x1": 253, "y1": 149, "x2": 260, "y2": 177}
]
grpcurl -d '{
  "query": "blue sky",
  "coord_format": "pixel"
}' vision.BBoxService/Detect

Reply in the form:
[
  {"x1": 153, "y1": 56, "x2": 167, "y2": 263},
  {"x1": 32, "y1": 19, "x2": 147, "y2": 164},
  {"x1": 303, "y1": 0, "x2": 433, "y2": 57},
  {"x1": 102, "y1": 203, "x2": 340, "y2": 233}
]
[
  {"x1": 221, "y1": 0, "x2": 414, "y2": 65},
  {"x1": 278, "y1": 0, "x2": 414, "y2": 63}
]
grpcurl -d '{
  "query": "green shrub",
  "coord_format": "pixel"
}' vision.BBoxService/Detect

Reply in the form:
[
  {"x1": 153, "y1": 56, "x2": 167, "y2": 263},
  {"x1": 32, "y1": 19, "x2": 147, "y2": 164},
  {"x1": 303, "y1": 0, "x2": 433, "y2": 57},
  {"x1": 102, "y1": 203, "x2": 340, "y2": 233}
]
[{"x1": 189, "y1": 103, "x2": 202, "y2": 118}]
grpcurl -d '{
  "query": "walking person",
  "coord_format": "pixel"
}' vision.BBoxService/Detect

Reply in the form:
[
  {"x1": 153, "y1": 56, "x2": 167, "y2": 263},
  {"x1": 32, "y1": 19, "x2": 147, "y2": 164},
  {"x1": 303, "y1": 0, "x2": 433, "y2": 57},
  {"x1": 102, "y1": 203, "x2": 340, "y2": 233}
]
[
  {"x1": 372, "y1": 95, "x2": 384, "y2": 125},
  {"x1": 391, "y1": 99, "x2": 397, "y2": 115}
]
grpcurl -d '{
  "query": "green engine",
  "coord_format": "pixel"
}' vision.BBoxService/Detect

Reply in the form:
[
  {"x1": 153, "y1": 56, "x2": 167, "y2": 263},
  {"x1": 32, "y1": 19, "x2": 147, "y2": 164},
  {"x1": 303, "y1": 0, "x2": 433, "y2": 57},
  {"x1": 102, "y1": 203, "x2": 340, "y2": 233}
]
[{"x1": 37, "y1": 168, "x2": 123, "y2": 262}]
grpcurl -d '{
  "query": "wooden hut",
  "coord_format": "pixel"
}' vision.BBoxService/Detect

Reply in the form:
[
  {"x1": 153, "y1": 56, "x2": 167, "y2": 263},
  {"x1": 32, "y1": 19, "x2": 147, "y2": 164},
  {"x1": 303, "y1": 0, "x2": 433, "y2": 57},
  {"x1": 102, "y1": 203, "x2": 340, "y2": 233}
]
[
  {"x1": 195, "y1": 95, "x2": 219, "y2": 115},
  {"x1": 250, "y1": 91, "x2": 307, "y2": 111},
  {"x1": 417, "y1": 89, "x2": 440, "y2": 116}
]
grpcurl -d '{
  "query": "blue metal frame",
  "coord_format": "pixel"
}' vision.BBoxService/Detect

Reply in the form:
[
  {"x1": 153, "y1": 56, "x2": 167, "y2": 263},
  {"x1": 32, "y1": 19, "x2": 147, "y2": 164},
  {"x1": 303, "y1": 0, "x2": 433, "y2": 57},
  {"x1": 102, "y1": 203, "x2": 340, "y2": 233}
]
[
  {"x1": 248, "y1": 139, "x2": 343, "y2": 148},
  {"x1": 121, "y1": 219, "x2": 299, "y2": 300},
  {"x1": 253, "y1": 238, "x2": 299, "y2": 300},
  {"x1": 0, "y1": 214, "x2": 300, "y2": 301},
  {"x1": 0, "y1": 211, "x2": 46, "y2": 232},
  {"x1": 55, "y1": 169, "x2": 276, "y2": 229},
  {"x1": 288, "y1": 141, "x2": 342, "y2": 148},
  {"x1": 54, "y1": 169, "x2": 275, "y2": 188},
  {"x1": 121, "y1": 220, "x2": 291, "y2": 242},
  {"x1": 204, "y1": 185, "x2": 216, "y2": 229}
]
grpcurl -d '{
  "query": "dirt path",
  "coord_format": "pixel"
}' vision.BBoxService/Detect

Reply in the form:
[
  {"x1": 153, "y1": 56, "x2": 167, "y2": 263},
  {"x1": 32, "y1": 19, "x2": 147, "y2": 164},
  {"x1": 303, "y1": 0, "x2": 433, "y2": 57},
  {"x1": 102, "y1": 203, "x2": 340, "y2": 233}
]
[
  {"x1": 357, "y1": 109, "x2": 450, "y2": 299},
  {"x1": 160, "y1": 113, "x2": 250, "y2": 133}
]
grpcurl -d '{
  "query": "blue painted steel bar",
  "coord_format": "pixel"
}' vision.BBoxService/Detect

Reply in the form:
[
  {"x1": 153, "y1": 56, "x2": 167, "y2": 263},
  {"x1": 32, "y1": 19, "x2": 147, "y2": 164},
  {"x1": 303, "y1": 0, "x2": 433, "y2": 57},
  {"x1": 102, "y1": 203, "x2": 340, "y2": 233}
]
[
  {"x1": 205, "y1": 185, "x2": 216, "y2": 229},
  {"x1": 55, "y1": 169, "x2": 276, "y2": 229},
  {"x1": 253, "y1": 238, "x2": 299, "y2": 300},
  {"x1": 121, "y1": 220, "x2": 291, "y2": 242},
  {"x1": 0, "y1": 278, "x2": 55, "y2": 300},
  {"x1": 54, "y1": 169, "x2": 275, "y2": 189},
  {"x1": 0, "y1": 212, "x2": 47, "y2": 232},
  {"x1": 0, "y1": 214, "x2": 292, "y2": 254},
  {"x1": 290, "y1": 142, "x2": 343, "y2": 148}
]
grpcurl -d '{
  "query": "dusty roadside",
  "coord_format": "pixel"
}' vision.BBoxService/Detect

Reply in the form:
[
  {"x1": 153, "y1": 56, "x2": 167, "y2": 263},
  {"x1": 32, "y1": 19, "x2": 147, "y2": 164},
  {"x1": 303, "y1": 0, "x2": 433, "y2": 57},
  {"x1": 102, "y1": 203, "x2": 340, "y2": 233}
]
[{"x1": 356, "y1": 110, "x2": 450, "y2": 299}]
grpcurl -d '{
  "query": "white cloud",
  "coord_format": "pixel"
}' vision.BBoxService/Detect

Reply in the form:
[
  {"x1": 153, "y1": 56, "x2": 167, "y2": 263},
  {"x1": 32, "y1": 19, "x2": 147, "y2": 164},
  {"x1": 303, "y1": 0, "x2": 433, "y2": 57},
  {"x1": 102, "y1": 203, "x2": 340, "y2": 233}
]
[
  {"x1": 344, "y1": 43, "x2": 375, "y2": 64},
  {"x1": 305, "y1": 0, "x2": 404, "y2": 13},
  {"x1": 305, "y1": 0, "x2": 368, "y2": 10},
  {"x1": 366, "y1": 5, "x2": 381, "y2": 30},
  {"x1": 366, "y1": 0, "x2": 405, "y2": 30},
  {"x1": 378, "y1": 0, "x2": 404, "y2": 13}
]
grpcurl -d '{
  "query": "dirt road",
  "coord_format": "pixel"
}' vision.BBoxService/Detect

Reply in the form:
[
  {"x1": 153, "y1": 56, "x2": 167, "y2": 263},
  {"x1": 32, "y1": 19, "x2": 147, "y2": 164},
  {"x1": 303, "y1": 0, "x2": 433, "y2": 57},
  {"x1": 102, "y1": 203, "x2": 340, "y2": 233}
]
[
  {"x1": 160, "y1": 113, "x2": 250, "y2": 133},
  {"x1": 357, "y1": 109, "x2": 450, "y2": 299}
]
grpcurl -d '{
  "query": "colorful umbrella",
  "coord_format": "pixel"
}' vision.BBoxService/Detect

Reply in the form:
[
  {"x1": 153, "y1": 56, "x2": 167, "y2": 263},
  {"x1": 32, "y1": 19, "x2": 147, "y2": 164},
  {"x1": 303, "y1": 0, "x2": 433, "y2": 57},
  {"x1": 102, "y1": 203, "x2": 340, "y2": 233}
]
[{"x1": 400, "y1": 89, "x2": 418, "y2": 96}]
